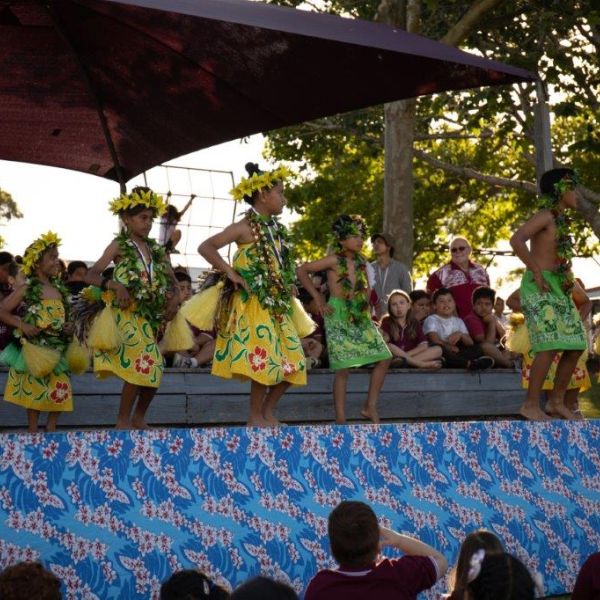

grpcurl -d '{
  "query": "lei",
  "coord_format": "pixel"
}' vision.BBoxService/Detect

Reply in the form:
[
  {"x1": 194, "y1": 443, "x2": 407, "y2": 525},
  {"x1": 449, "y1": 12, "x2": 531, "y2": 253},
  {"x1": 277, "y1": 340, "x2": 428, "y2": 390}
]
[
  {"x1": 18, "y1": 276, "x2": 71, "y2": 351},
  {"x1": 242, "y1": 209, "x2": 296, "y2": 321},
  {"x1": 539, "y1": 174, "x2": 579, "y2": 293},
  {"x1": 336, "y1": 253, "x2": 370, "y2": 324},
  {"x1": 114, "y1": 232, "x2": 170, "y2": 334}
]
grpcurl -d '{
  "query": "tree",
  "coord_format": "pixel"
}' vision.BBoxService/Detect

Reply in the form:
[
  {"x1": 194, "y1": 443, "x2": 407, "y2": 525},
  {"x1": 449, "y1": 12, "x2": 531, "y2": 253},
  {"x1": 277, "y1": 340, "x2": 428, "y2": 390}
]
[
  {"x1": 0, "y1": 187, "x2": 22, "y2": 248},
  {"x1": 263, "y1": 0, "x2": 600, "y2": 278}
]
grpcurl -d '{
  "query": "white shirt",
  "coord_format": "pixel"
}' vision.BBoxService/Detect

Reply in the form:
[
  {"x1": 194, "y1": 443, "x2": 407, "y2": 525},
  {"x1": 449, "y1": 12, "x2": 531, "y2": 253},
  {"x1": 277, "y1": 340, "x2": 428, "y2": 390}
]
[{"x1": 423, "y1": 314, "x2": 468, "y2": 342}]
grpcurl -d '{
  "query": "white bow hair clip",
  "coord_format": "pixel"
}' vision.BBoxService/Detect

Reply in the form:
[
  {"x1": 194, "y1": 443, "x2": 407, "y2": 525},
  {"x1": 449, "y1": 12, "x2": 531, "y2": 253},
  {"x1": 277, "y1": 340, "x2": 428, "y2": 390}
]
[{"x1": 467, "y1": 549, "x2": 486, "y2": 582}]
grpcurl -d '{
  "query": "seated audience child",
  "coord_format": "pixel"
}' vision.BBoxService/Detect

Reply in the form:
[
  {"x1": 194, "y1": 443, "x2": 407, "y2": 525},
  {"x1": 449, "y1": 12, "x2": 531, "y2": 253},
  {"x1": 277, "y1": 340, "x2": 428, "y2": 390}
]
[
  {"x1": 160, "y1": 569, "x2": 229, "y2": 599},
  {"x1": 231, "y1": 576, "x2": 297, "y2": 600},
  {"x1": 494, "y1": 296, "x2": 507, "y2": 326},
  {"x1": 448, "y1": 530, "x2": 504, "y2": 599},
  {"x1": 304, "y1": 500, "x2": 447, "y2": 600},
  {"x1": 298, "y1": 287, "x2": 326, "y2": 369},
  {"x1": 571, "y1": 551, "x2": 600, "y2": 600},
  {"x1": 65, "y1": 260, "x2": 88, "y2": 295},
  {"x1": 423, "y1": 288, "x2": 494, "y2": 370},
  {"x1": 380, "y1": 289, "x2": 442, "y2": 368},
  {"x1": 409, "y1": 290, "x2": 431, "y2": 324},
  {"x1": 0, "y1": 561, "x2": 61, "y2": 600},
  {"x1": 463, "y1": 286, "x2": 515, "y2": 368},
  {"x1": 449, "y1": 552, "x2": 535, "y2": 600}
]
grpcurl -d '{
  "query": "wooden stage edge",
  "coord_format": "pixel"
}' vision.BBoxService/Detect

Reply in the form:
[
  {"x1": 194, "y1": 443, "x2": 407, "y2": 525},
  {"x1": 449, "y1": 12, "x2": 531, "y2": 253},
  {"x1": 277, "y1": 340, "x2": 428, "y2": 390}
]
[{"x1": 0, "y1": 366, "x2": 526, "y2": 430}]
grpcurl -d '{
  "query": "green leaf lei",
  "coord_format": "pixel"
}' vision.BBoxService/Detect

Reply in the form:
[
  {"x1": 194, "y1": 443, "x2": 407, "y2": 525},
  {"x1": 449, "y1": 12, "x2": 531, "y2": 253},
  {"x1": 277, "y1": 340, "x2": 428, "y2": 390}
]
[
  {"x1": 242, "y1": 209, "x2": 296, "y2": 321},
  {"x1": 19, "y1": 276, "x2": 72, "y2": 351},
  {"x1": 114, "y1": 232, "x2": 169, "y2": 334},
  {"x1": 538, "y1": 173, "x2": 579, "y2": 293},
  {"x1": 336, "y1": 253, "x2": 370, "y2": 325}
]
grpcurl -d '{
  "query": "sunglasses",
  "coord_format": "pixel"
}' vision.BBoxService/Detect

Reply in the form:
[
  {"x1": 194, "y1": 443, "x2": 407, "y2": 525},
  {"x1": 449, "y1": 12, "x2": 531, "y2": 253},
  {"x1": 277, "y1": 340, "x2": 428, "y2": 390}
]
[{"x1": 450, "y1": 246, "x2": 467, "y2": 253}]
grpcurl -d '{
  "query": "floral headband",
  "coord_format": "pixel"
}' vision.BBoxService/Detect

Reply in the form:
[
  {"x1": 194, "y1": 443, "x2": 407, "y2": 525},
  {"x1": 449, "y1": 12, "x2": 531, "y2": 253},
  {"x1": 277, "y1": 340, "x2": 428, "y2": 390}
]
[
  {"x1": 22, "y1": 231, "x2": 61, "y2": 276},
  {"x1": 230, "y1": 166, "x2": 292, "y2": 202},
  {"x1": 332, "y1": 214, "x2": 368, "y2": 240},
  {"x1": 540, "y1": 170, "x2": 580, "y2": 209},
  {"x1": 109, "y1": 188, "x2": 167, "y2": 216}
]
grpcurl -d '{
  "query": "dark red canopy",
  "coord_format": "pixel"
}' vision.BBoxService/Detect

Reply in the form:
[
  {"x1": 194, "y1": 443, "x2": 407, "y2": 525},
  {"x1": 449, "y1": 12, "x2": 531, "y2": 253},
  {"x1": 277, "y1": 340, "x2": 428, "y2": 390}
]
[{"x1": 0, "y1": 0, "x2": 536, "y2": 184}]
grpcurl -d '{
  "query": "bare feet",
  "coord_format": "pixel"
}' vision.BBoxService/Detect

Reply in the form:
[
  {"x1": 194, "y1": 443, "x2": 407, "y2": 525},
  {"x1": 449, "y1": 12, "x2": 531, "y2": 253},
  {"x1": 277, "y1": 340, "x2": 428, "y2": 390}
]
[
  {"x1": 247, "y1": 416, "x2": 273, "y2": 427},
  {"x1": 115, "y1": 420, "x2": 131, "y2": 430},
  {"x1": 546, "y1": 399, "x2": 584, "y2": 420},
  {"x1": 131, "y1": 419, "x2": 152, "y2": 430},
  {"x1": 360, "y1": 407, "x2": 380, "y2": 424},
  {"x1": 519, "y1": 405, "x2": 552, "y2": 421}
]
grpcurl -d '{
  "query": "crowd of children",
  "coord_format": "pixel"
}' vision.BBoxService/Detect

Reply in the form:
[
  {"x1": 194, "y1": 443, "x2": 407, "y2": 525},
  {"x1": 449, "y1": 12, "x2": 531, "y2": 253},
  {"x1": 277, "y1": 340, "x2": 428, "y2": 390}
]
[
  {"x1": 2, "y1": 499, "x2": 597, "y2": 599},
  {"x1": 0, "y1": 166, "x2": 593, "y2": 429}
]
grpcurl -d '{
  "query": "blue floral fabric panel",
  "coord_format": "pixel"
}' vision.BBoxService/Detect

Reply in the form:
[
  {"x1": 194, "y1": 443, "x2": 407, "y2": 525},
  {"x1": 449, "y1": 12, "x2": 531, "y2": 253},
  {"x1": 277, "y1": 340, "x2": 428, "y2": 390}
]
[{"x1": 0, "y1": 421, "x2": 598, "y2": 599}]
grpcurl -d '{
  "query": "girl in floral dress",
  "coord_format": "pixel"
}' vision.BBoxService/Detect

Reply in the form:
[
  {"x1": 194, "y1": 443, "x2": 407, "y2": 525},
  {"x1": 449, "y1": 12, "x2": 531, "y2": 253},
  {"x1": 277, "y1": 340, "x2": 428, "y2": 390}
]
[
  {"x1": 189, "y1": 163, "x2": 312, "y2": 427},
  {"x1": 0, "y1": 232, "x2": 75, "y2": 432},
  {"x1": 84, "y1": 187, "x2": 181, "y2": 429}
]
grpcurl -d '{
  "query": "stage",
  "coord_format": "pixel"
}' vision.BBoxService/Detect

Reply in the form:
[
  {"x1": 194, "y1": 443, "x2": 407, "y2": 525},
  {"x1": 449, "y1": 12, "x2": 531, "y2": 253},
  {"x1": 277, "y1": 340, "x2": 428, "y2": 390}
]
[{"x1": 0, "y1": 420, "x2": 598, "y2": 598}]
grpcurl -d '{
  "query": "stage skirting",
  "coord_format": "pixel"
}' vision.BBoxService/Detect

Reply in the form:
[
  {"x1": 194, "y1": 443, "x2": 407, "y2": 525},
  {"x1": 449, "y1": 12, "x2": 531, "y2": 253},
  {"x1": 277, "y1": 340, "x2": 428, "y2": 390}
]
[{"x1": 0, "y1": 421, "x2": 598, "y2": 599}]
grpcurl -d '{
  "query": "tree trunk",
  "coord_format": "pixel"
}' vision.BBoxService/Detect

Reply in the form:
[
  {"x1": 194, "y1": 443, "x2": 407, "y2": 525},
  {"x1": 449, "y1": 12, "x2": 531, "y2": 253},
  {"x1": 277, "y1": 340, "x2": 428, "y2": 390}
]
[{"x1": 380, "y1": 0, "x2": 419, "y2": 269}]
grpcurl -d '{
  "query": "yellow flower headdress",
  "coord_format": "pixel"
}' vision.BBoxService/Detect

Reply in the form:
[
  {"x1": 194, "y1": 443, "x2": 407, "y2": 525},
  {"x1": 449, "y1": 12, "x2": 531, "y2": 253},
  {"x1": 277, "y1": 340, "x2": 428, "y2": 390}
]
[
  {"x1": 22, "y1": 231, "x2": 61, "y2": 276},
  {"x1": 230, "y1": 166, "x2": 292, "y2": 202},
  {"x1": 109, "y1": 187, "x2": 167, "y2": 216}
]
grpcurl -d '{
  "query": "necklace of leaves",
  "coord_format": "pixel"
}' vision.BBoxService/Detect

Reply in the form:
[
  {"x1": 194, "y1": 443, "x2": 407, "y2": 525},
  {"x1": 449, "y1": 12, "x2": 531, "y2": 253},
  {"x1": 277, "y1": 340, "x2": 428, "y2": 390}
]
[
  {"x1": 539, "y1": 180, "x2": 576, "y2": 293},
  {"x1": 20, "y1": 275, "x2": 72, "y2": 351},
  {"x1": 244, "y1": 208, "x2": 296, "y2": 321},
  {"x1": 335, "y1": 249, "x2": 369, "y2": 324},
  {"x1": 115, "y1": 231, "x2": 169, "y2": 334}
]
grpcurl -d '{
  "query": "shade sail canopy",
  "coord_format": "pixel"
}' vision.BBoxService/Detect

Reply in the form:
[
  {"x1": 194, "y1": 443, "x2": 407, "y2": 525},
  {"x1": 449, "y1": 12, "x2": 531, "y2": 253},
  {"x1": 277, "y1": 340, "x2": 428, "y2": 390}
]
[{"x1": 0, "y1": 0, "x2": 537, "y2": 183}]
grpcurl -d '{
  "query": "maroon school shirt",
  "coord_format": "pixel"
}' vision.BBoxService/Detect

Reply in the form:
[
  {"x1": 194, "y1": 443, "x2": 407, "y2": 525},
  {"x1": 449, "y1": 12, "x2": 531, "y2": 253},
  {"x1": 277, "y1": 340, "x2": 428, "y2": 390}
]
[
  {"x1": 380, "y1": 317, "x2": 426, "y2": 352},
  {"x1": 572, "y1": 553, "x2": 600, "y2": 600},
  {"x1": 304, "y1": 556, "x2": 438, "y2": 600}
]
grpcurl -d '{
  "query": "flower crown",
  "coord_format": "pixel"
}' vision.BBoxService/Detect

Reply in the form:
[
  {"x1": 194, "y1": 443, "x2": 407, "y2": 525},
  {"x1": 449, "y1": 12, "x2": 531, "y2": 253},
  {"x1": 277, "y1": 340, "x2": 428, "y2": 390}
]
[
  {"x1": 230, "y1": 166, "x2": 292, "y2": 202},
  {"x1": 539, "y1": 170, "x2": 580, "y2": 209},
  {"x1": 332, "y1": 214, "x2": 368, "y2": 240},
  {"x1": 22, "y1": 231, "x2": 61, "y2": 276},
  {"x1": 109, "y1": 188, "x2": 167, "y2": 216}
]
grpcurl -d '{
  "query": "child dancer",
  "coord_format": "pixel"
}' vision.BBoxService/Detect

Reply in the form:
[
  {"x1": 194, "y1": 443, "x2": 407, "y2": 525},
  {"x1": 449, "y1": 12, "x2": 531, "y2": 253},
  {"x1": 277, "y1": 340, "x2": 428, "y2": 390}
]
[
  {"x1": 381, "y1": 290, "x2": 442, "y2": 368},
  {"x1": 84, "y1": 187, "x2": 182, "y2": 429},
  {"x1": 297, "y1": 214, "x2": 392, "y2": 424},
  {"x1": 0, "y1": 232, "x2": 76, "y2": 432},
  {"x1": 190, "y1": 163, "x2": 312, "y2": 427}
]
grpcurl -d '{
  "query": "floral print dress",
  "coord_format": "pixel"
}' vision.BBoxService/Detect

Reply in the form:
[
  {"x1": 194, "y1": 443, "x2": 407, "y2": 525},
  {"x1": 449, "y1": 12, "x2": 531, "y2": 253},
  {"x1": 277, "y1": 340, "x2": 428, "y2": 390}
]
[
  {"x1": 211, "y1": 243, "x2": 306, "y2": 386},
  {"x1": 4, "y1": 299, "x2": 72, "y2": 411},
  {"x1": 93, "y1": 258, "x2": 163, "y2": 388}
]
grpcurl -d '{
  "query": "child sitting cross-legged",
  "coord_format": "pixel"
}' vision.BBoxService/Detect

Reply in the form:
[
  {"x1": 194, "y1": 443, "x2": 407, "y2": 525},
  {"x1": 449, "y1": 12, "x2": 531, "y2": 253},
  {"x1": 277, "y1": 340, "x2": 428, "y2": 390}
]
[
  {"x1": 304, "y1": 500, "x2": 447, "y2": 600},
  {"x1": 423, "y1": 287, "x2": 494, "y2": 370},
  {"x1": 380, "y1": 289, "x2": 442, "y2": 368}
]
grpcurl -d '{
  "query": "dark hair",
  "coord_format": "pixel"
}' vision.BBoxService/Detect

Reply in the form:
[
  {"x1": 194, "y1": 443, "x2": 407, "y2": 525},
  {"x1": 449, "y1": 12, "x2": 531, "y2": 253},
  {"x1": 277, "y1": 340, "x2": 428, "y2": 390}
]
[
  {"x1": 468, "y1": 553, "x2": 535, "y2": 600},
  {"x1": 160, "y1": 570, "x2": 229, "y2": 600},
  {"x1": 539, "y1": 168, "x2": 575, "y2": 197},
  {"x1": 67, "y1": 260, "x2": 88, "y2": 277},
  {"x1": 384, "y1": 289, "x2": 419, "y2": 342},
  {"x1": 122, "y1": 186, "x2": 160, "y2": 217},
  {"x1": 165, "y1": 204, "x2": 181, "y2": 222},
  {"x1": 242, "y1": 163, "x2": 264, "y2": 205},
  {"x1": 102, "y1": 266, "x2": 114, "y2": 279},
  {"x1": 371, "y1": 233, "x2": 394, "y2": 258},
  {"x1": 328, "y1": 501, "x2": 379, "y2": 568},
  {"x1": 0, "y1": 251, "x2": 14, "y2": 266},
  {"x1": 450, "y1": 530, "x2": 504, "y2": 598},
  {"x1": 472, "y1": 286, "x2": 496, "y2": 304},
  {"x1": 432, "y1": 287, "x2": 453, "y2": 304},
  {"x1": 409, "y1": 289, "x2": 430, "y2": 304},
  {"x1": 230, "y1": 576, "x2": 297, "y2": 600},
  {"x1": 0, "y1": 562, "x2": 61, "y2": 600},
  {"x1": 175, "y1": 271, "x2": 192, "y2": 284}
]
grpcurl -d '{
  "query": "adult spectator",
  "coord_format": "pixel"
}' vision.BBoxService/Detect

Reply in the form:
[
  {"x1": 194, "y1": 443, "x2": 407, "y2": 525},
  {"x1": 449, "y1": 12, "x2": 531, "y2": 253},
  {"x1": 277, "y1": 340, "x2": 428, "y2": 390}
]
[
  {"x1": 427, "y1": 237, "x2": 489, "y2": 319},
  {"x1": 572, "y1": 552, "x2": 600, "y2": 600},
  {"x1": 231, "y1": 576, "x2": 297, "y2": 599},
  {"x1": 65, "y1": 260, "x2": 88, "y2": 295},
  {"x1": 0, "y1": 561, "x2": 61, "y2": 600},
  {"x1": 160, "y1": 569, "x2": 229, "y2": 599},
  {"x1": 370, "y1": 233, "x2": 412, "y2": 319}
]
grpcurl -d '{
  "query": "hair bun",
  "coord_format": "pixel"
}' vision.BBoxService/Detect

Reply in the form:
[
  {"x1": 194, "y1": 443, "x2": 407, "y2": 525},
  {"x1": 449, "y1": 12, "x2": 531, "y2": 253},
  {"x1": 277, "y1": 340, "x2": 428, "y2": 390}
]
[{"x1": 245, "y1": 162, "x2": 261, "y2": 177}]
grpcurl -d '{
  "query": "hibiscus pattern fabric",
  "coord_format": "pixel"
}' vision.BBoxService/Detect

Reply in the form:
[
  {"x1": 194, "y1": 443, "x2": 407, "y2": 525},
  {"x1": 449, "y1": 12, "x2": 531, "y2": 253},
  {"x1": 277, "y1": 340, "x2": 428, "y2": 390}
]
[{"x1": 0, "y1": 421, "x2": 598, "y2": 599}]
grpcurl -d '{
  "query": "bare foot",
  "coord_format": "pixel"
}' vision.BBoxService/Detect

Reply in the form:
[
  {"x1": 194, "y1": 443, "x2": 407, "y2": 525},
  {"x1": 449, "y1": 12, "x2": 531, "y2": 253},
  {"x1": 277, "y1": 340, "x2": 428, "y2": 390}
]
[
  {"x1": 115, "y1": 420, "x2": 131, "y2": 430},
  {"x1": 360, "y1": 408, "x2": 380, "y2": 424},
  {"x1": 424, "y1": 360, "x2": 442, "y2": 369},
  {"x1": 546, "y1": 399, "x2": 583, "y2": 421},
  {"x1": 131, "y1": 420, "x2": 152, "y2": 430},
  {"x1": 335, "y1": 417, "x2": 347, "y2": 425},
  {"x1": 246, "y1": 416, "x2": 272, "y2": 427},
  {"x1": 519, "y1": 405, "x2": 552, "y2": 421}
]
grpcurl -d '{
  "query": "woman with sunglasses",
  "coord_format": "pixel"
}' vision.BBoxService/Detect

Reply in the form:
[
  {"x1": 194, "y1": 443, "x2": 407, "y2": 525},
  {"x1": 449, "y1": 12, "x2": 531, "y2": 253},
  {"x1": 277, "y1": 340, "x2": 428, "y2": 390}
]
[{"x1": 426, "y1": 237, "x2": 490, "y2": 319}]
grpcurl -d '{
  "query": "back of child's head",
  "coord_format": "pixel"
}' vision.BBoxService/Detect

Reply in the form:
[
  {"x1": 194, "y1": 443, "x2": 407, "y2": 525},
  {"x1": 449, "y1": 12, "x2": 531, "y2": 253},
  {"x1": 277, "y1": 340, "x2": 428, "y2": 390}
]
[
  {"x1": 160, "y1": 569, "x2": 229, "y2": 600},
  {"x1": 472, "y1": 286, "x2": 496, "y2": 305},
  {"x1": 468, "y1": 552, "x2": 535, "y2": 600},
  {"x1": 432, "y1": 287, "x2": 453, "y2": 304},
  {"x1": 452, "y1": 530, "x2": 504, "y2": 595},
  {"x1": 67, "y1": 260, "x2": 88, "y2": 277},
  {"x1": 230, "y1": 576, "x2": 297, "y2": 600},
  {"x1": 328, "y1": 500, "x2": 379, "y2": 568},
  {"x1": 0, "y1": 561, "x2": 61, "y2": 600}
]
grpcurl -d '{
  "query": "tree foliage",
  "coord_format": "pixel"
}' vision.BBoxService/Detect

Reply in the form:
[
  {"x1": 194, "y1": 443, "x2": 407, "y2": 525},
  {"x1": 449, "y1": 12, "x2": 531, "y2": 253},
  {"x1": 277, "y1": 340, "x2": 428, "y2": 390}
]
[{"x1": 263, "y1": 0, "x2": 600, "y2": 278}]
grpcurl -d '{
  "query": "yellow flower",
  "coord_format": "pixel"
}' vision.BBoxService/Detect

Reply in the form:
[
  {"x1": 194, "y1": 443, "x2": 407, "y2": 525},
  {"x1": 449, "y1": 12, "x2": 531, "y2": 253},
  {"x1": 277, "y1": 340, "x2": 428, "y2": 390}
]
[
  {"x1": 21, "y1": 231, "x2": 62, "y2": 276},
  {"x1": 229, "y1": 165, "x2": 293, "y2": 202},
  {"x1": 109, "y1": 189, "x2": 167, "y2": 216}
]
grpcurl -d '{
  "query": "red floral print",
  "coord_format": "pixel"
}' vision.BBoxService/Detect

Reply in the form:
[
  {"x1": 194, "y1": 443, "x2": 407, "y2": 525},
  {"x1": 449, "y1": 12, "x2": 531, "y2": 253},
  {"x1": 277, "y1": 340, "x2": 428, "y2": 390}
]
[
  {"x1": 248, "y1": 346, "x2": 268, "y2": 372},
  {"x1": 135, "y1": 353, "x2": 155, "y2": 375},
  {"x1": 50, "y1": 381, "x2": 70, "y2": 404}
]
